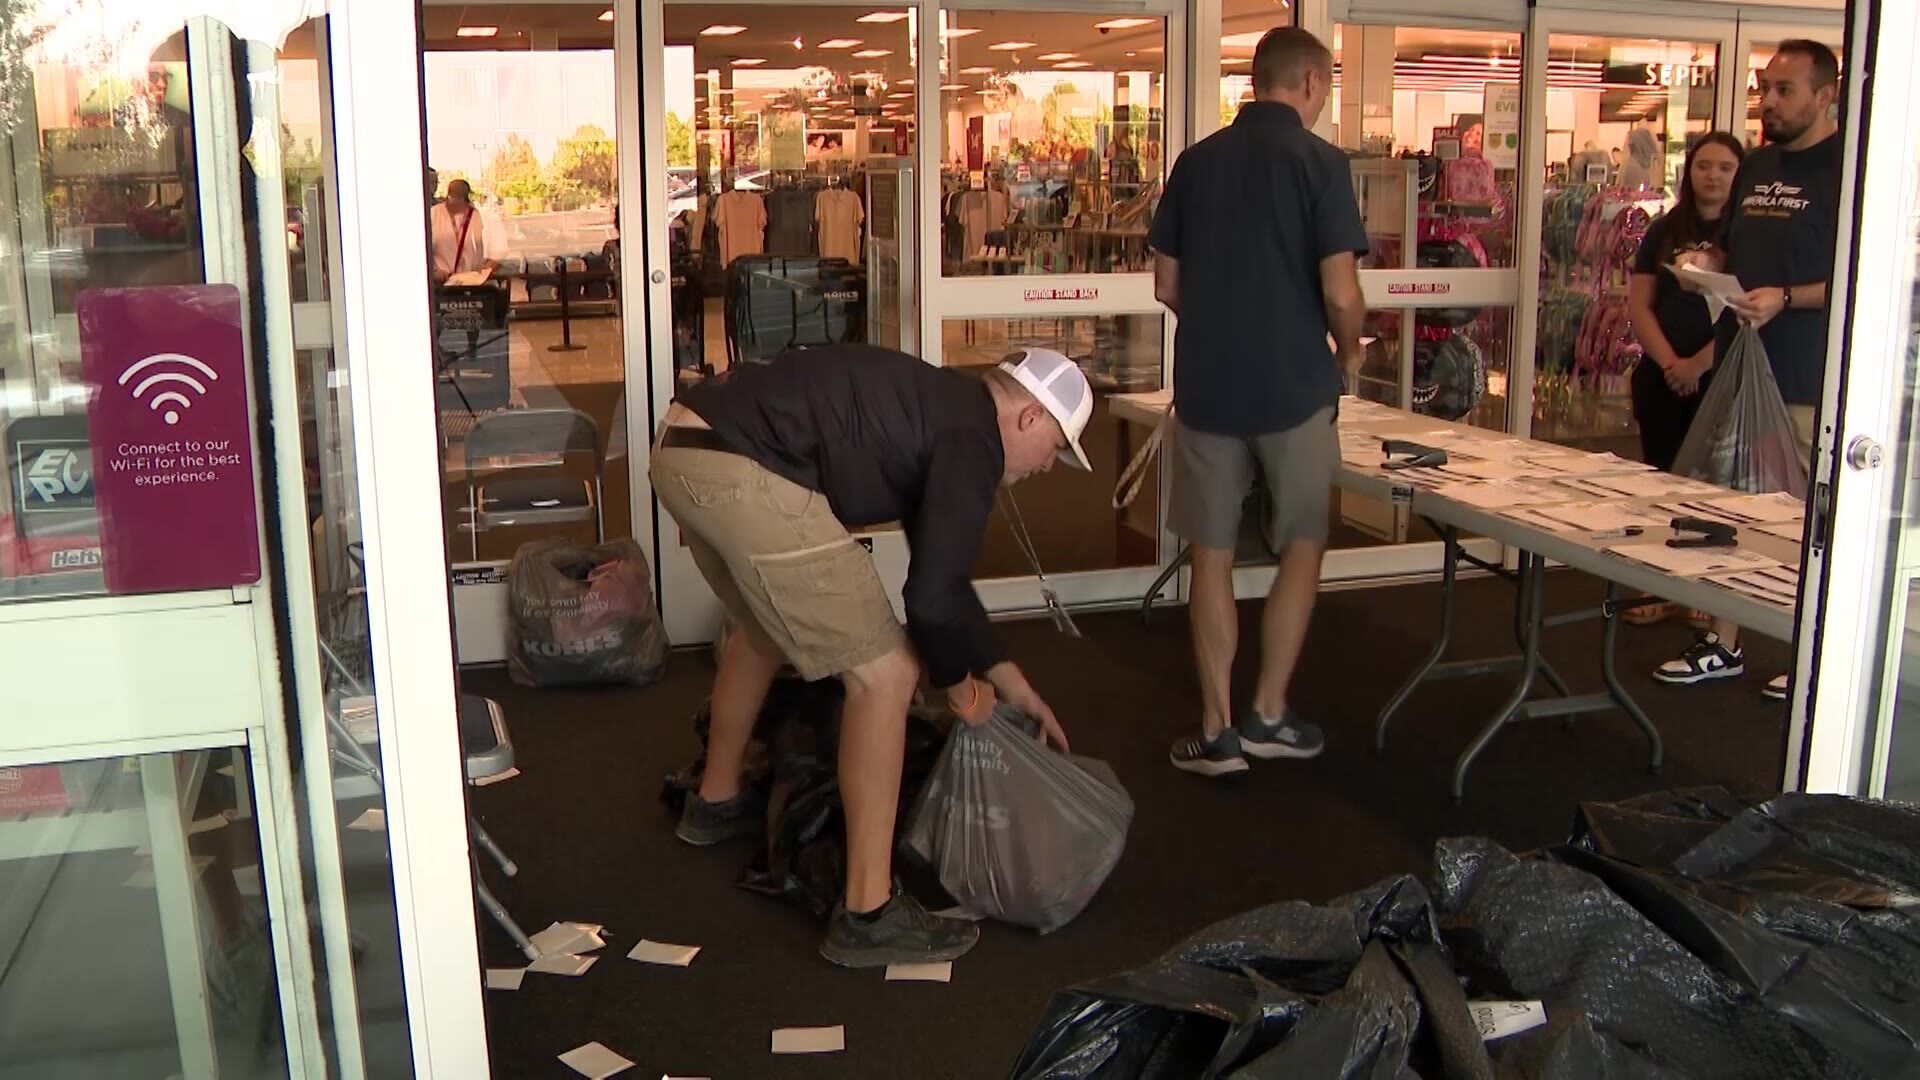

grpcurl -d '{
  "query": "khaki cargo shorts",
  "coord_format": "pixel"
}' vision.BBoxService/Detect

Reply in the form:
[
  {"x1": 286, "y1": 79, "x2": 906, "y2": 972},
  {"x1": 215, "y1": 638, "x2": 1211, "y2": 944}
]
[{"x1": 650, "y1": 442, "x2": 905, "y2": 681}]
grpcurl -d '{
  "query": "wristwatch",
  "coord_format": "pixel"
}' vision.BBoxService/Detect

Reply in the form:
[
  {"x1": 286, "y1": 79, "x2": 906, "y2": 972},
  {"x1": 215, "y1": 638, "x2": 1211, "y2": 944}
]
[{"x1": 1783, "y1": 285, "x2": 1795, "y2": 311}]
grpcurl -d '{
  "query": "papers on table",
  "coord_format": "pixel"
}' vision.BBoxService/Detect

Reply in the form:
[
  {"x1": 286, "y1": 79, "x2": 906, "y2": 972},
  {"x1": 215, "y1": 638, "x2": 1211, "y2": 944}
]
[
  {"x1": 1431, "y1": 480, "x2": 1573, "y2": 511},
  {"x1": 1530, "y1": 502, "x2": 1674, "y2": 534},
  {"x1": 1432, "y1": 455, "x2": 1556, "y2": 483},
  {"x1": 1604, "y1": 542, "x2": 1784, "y2": 579},
  {"x1": 1566, "y1": 471, "x2": 1726, "y2": 501},
  {"x1": 1519, "y1": 450, "x2": 1652, "y2": 477},
  {"x1": 1662, "y1": 491, "x2": 1805, "y2": 525},
  {"x1": 1754, "y1": 520, "x2": 1808, "y2": 542},
  {"x1": 627, "y1": 940, "x2": 701, "y2": 967},
  {"x1": 558, "y1": 1041, "x2": 634, "y2": 1078},
  {"x1": 1720, "y1": 564, "x2": 1801, "y2": 606},
  {"x1": 772, "y1": 1026, "x2": 846, "y2": 1055}
]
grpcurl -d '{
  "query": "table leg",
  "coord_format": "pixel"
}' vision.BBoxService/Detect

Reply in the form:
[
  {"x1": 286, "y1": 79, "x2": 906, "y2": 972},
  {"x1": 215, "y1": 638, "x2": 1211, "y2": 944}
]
[
  {"x1": 1515, "y1": 564, "x2": 1572, "y2": 699},
  {"x1": 1452, "y1": 553, "x2": 1547, "y2": 802},
  {"x1": 1377, "y1": 526, "x2": 1460, "y2": 752},
  {"x1": 1602, "y1": 581, "x2": 1664, "y2": 773},
  {"x1": 142, "y1": 753, "x2": 219, "y2": 1079},
  {"x1": 1141, "y1": 544, "x2": 1189, "y2": 624}
]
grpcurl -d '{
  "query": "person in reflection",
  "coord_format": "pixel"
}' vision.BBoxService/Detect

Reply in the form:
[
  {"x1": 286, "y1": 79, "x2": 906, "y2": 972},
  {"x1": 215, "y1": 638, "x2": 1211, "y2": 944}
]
[
  {"x1": 1620, "y1": 132, "x2": 1745, "y2": 629},
  {"x1": 429, "y1": 179, "x2": 500, "y2": 285},
  {"x1": 1148, "y1": 26, "x2": 1366, "y2": 777},
  {"x1": 652, "y1": 343, "x2": 1084, "y2": 968},
  {"x1": 1651, "y1": 41, "x2": 1843, "y2": 703}
]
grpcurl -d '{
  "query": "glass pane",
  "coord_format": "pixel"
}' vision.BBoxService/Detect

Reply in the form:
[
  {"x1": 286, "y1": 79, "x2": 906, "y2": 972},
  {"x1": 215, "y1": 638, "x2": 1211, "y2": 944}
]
[
  {"x1": 421, "y1": 9, "x2": 636, "y2": 563},
  {"x1": 1872, "y1": 145, "x2": 1920, "y2": 800},
  {"x1": 0, "y1": 750, "x2": 288, "y2": 1078},
  {"x1": 1218, "y1": 0, "x2": 1296, "y2": 126},
  {"x1": 938, "y1": 11, "x2": 1167, "y2": 277},
  {"x1": 663, "y1": 4, "x2": 920, "y2": 381},
  {"x1": 1534, "y1": 35, "x2": 1719, "y2": 457},
  {"x1": 939, "y1": 315, "x2": 1163, "y2": 575},
  {"x1": 1331, "y1": 24, "x2": 1524, "y2": 269}
]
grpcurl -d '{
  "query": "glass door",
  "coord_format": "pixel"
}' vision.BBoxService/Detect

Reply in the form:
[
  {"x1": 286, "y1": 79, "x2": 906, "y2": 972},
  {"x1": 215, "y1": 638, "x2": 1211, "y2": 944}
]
[{"x1": 1795, "y1": 0, "x2": 1916, "y2": 797}]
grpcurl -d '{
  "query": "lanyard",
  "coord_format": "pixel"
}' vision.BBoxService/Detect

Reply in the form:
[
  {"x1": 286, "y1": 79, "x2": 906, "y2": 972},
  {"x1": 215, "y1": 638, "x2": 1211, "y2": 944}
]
[{"x1": 999, "y1": 488, "x2": 1081, "y2": 639}]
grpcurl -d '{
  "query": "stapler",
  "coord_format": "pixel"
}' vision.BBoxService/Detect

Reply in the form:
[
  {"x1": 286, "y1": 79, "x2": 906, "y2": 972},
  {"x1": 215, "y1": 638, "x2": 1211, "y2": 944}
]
[
  {"x1": 1382, "y1": 440, "x2": 1448, "y2": 471},
  {"x1": 1668, "y1": 516, "x2": 1738, "y2": 548}
]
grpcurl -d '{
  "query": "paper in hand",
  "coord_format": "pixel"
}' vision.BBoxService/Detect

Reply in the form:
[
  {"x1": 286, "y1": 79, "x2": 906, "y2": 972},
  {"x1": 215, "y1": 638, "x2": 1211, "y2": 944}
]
[{"x1": 1670, "y1": 264, "x2": 1747, "y2": 323}]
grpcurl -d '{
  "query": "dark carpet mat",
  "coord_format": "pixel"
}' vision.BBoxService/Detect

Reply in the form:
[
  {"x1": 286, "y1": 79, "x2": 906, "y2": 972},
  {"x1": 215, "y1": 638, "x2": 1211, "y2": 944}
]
[{"x1": 464, "y1": 574, "x2": 1789, "y2": 1078}]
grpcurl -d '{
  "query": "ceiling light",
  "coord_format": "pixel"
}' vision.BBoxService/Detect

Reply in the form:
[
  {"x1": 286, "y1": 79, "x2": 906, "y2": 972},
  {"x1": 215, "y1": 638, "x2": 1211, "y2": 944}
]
[
  {"x1": 888, "y1": 91, "x2": 913, "y2": 98},
  {"x1": 597, "y1": 9, "x2": 614, "y2": 22},
  {"x1": 897, "y1": 78, "x2": 913, "y2": 85},
  {"x1": 456, "y1": 26, "x2": 498, "y2": 37},
  {"x1": 1094, "y1": 17, "x2": 1153, "y2": 30},
  {"x1": 960, "y1": 65, "x2": 995, "y2": 75},
  {"x1": 1222, "y1": 57, "x2": 1250, "y2": 66},
  {"x1": 1037, "y1": 52, "x2": 1076, "y2": 61},
  {"x1": 701, "y1": 24, "x2": 747, "y2": 36},
  {"x1": 819, "y1": 38, "x2": 863, "y2": 48},
  {"x1": 988, "y1": 41, "x2": 1035, "y2": 51},
  {"x1": 714, "y1": 87, "x2": 735, "y2": 94},
  {"x1": 940, "y1": 83, "x2": 966, "y2": 90},
  {"x1": 829, "y1": 98, "x2": 851, "y2": 105},
  {"x1": 941, "y1": 27, "x2": 981, "y2": 39},
  {"x1": 731, "y1": 57, "x2": 766, "y2": 65},
  {"x1": 1053, "y1": 60, "x2": 1091, "y2": 69},
  {"x1": 857, "y1": 11, "x2": 909, "y2": 22},
  {"x1": 853, "y1": 49, "x2": 892, "y2": 58}
]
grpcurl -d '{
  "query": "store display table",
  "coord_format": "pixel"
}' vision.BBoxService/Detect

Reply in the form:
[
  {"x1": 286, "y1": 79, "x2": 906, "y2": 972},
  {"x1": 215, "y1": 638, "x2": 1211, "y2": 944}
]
[{"x1": 1110, "y1": 391, "x2": 1804, "y2": 801}]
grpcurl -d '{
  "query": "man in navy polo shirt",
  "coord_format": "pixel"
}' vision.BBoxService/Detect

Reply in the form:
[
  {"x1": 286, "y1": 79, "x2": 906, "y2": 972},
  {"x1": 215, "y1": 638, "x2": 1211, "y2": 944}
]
[{"x1": 1148, "y1": 26, "x2": 1368, "y2": 777}]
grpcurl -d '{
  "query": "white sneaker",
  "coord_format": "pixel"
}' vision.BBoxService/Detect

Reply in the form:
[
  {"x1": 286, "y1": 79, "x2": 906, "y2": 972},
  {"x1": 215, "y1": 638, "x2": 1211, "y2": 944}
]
[{"x1": 1653, "y1": 633, "x2": 1745, "y2": 686}]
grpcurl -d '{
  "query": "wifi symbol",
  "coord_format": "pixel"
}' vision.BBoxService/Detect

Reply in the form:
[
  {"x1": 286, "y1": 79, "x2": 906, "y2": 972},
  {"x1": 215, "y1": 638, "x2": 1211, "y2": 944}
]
[{"x1": 119, "y1": 353, "x2": 218, "y2": 426}]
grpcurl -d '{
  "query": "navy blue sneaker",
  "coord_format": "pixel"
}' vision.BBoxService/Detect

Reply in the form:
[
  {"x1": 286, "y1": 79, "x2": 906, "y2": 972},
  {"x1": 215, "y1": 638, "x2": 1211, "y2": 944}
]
[
  {"x1": 1236, "y1": 710, "x2": 1326, "y2": 760},
  {"x1": 1170, "y1": 728, "x2": 1250, "y2": 777}
]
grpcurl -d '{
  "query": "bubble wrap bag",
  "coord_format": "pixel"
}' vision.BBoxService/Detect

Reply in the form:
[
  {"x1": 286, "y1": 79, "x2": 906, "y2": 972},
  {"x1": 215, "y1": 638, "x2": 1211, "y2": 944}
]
[
  {"x1": 1671, "y1": 322, "x2": 1810, "y2": 499},
  {"x1": 903, "y1": 707, "x2": 1133, "y2": 934}
]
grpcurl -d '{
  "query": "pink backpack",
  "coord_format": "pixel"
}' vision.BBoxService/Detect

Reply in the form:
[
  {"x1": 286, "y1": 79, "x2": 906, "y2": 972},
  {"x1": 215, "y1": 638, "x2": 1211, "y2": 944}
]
[{"x1": 1444, "y1": 157, "x2": 1500, "y2": 207}]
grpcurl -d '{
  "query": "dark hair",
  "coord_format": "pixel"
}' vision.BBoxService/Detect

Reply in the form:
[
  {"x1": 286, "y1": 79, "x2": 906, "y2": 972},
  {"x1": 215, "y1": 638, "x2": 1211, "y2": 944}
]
[
  {"x1": 1774, "y1": 39, "x2": 1841, "y2": 89},
  {"x1": 1665, "y1": 132, "x2": 1745, "y2": 253},
  {"x1": 1252, "y1": 27, "x2": 1332, "y2": 95}
]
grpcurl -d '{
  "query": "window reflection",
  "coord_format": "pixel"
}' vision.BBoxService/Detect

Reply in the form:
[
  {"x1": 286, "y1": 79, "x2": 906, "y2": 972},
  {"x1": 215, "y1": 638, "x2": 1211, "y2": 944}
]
[{"x1": 938, "y1": 11, "x2": 1166, "y2": 276}]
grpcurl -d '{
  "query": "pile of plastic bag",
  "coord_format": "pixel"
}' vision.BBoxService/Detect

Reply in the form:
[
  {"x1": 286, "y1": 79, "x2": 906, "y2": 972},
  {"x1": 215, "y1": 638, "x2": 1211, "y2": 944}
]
[{"x1": 1013, "y1": 788, "x2": 1920, "y2": 1079}]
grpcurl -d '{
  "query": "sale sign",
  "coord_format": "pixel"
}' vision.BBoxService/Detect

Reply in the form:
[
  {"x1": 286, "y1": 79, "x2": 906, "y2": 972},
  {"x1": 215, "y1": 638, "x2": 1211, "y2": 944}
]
[{"x1": 77, "y1": 285, "x2": 260, "y2": 593}]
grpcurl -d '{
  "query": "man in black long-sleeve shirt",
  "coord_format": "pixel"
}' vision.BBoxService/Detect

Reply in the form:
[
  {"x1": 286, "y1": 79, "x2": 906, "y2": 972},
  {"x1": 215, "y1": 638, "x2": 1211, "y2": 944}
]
[{"x1": 651, "y1": 343, "x2": 1089, "y2": 967}]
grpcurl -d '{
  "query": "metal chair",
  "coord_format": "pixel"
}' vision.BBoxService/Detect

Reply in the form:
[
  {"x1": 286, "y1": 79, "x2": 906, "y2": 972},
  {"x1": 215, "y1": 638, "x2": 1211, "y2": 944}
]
[{"x1": 462, "y1": 408, "x2": 604, "y2": 561}]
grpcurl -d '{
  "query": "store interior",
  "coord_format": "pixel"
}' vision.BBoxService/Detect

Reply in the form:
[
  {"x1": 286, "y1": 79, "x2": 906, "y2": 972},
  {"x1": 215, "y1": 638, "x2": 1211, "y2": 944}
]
[{"x1": 0, "y1": 4, "x2": 1844, "y2": 1076}]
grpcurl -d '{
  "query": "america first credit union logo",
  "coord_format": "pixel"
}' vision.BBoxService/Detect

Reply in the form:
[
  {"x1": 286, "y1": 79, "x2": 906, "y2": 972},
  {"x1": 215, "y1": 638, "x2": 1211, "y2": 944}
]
[{"x1": 1743, "y1": 180, "x2": 1812, "y2": 218}]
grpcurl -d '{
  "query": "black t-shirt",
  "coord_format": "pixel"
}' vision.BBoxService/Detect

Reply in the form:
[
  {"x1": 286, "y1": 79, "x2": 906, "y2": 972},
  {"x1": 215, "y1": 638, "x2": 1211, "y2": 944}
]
[
  {"x1": 1148, "y1": 102, "x2": 1370, "y2": 436},
  {"x1": 1719, "y1": 133, "x2": 1845, "y2": 405},
  {"x1": 1631, "y1": 213, "x2": 1723, "y2": 360}
]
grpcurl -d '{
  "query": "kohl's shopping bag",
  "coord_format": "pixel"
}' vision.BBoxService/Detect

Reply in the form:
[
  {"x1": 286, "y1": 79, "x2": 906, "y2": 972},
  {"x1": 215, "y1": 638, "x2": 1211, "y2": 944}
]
[
  {"x1": 903, "y1": 707, "x2": 1133, "y2": 934},
  {"x1": 507, "y1": 538, "x2": 667, "y2": 687},
  {"x1": 1672, "y1": 322, "x2": 1811, "y2": 499}
]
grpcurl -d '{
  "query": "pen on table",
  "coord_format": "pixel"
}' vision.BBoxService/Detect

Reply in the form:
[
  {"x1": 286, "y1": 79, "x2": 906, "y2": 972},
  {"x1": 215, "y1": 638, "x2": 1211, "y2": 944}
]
[{"x1": 1591, "y1": 526, "x2": 1645, "y2": 540}]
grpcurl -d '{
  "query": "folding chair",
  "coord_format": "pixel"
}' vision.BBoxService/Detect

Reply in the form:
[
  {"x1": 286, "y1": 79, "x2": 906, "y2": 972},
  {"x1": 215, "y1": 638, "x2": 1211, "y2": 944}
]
[{"x1": 462, "y1": 408, "x2": 604, "y2": 562}]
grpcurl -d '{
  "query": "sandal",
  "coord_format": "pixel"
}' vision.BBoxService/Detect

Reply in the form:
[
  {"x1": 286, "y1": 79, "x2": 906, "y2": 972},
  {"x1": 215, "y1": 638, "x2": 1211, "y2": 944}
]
[
  {"x1": 1620, "y1": 599, "x2": 1674, "y2": 626},
  {"x1": 1687, "y1": 609, "x2": 1713, "y2": 630}
]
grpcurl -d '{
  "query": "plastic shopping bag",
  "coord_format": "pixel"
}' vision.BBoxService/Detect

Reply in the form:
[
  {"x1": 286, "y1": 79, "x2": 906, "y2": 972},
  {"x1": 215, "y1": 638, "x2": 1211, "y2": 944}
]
[
  {"x1": 507, "y1": 537, "x2": 668, "y2": 687},
  {"x1": 1671, "y1": 322, "x2": 1810, "y2": 499},
  {"x1": 902, "y1": 706, "x2": 1133, "y2": 934}
]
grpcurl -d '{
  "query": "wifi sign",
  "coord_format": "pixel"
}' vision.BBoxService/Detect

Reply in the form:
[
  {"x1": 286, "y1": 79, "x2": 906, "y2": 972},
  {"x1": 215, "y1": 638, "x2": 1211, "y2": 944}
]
[{"x1": 119, "y1": 352, "x2": 218, "y2": 426}]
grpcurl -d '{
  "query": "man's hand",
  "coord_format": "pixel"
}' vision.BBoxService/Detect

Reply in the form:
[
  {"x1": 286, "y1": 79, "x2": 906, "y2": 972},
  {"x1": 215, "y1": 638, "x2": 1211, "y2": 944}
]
[
  {"x1": 946, "y1": 676, "x2": 997, "y2": 727},
  {"x1": 986, "y1": 662, "x2": 1069, "y2": 752},
  {"x1": 1730, "y1": 286, "x2": 1789, "y2": 329},
  {"x1": 1337, "y1": 347, "x2": 1363, "y2": 394}
]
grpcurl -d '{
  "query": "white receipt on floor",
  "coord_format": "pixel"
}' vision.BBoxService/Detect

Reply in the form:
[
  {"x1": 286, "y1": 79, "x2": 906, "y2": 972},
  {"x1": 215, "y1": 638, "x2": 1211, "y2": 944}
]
[
  {"x1": 885, "y1": 962, "x2": 954, "y2": 982},
  {"x1": 558, "y1": 1041, "x2": 634, "y2": 1078},
  {"x1": 347, "y1": 808, "x2": 385, "y2": 832},
  {"x1": 472, "y1": 766, "x2": 520, "y2": 787},
  {"x1": 136, "y1": 810, "x2": 237, "y2": 855},
  {"x1": 532, "y1": 921, "x2": 607, "y2": 957},
  {"x1": 772, "y1": 1026, "x2": 846, "y2": 1054},
  {"x1": 1469, "y1": 1000, "x2": 1548, "y2": 1041},
  {"x1": 1605, "y1": 542, "x2": 1783, "y2": 578},
  {"x1": 485, "y1": 968, "x2": 526, "y2": 991},
  {"x1": 628, "y1": 940, "x2": 701, "y2": 967},
  {"x1": 528, "y1": 953, "x2": 599, "y2": 977},
  {"x1": 124, "y1": 854, "x2": 215, "y2": 889}
]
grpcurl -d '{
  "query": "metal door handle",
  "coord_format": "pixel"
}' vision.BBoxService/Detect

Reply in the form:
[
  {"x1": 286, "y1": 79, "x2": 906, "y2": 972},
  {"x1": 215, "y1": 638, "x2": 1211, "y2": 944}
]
[{"x1": 1847, "y1": 436, "x2": 1885, "y2": 471}]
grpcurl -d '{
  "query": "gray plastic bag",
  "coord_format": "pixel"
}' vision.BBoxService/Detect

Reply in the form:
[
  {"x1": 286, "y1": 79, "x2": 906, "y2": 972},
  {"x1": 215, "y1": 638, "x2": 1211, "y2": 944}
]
[
  {"x1": 902, "y1": 706, "x2": 1133, "y2": 934},
  {"x1": 1672, "y1": 322, "x2": 1810, "y2": 499}
]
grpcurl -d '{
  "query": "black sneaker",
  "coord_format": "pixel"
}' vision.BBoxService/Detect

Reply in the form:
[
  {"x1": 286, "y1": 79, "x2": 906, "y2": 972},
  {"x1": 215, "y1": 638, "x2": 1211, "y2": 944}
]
[
  {"x1": 1236, "y1": 710, "x2": 1326, "y2": 760},
  {"x1": 675, "y1": 790, "x2": 765, "y2": 846},
  {"x1": 820, "y1": 891, "x2": 980, "y2": 968},
  {"x1": 1653, "y1": 633, "x2": 1746, "y2": 686},
  {"x1": 1170, "y1": 728, "x2": 1250, "y2": 777}
]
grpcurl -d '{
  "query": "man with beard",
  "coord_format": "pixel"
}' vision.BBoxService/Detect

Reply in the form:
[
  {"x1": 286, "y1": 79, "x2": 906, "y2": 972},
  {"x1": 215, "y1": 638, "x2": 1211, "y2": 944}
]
[{"x1": 1653, "y1": 39, "x2": 1842, "y2": 701}]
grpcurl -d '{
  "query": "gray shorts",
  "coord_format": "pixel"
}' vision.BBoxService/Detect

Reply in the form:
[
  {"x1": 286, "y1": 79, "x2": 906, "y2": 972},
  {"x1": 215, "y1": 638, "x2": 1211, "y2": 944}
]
[{"x1": 1168, "y1": 409, "x2": 1338, "y2": 551}]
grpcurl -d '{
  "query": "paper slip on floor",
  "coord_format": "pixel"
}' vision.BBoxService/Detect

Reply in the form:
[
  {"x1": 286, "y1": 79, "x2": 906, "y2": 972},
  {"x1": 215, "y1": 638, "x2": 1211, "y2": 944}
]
[
  {"x1": 527, "y1": 953, "x2": 598, "y2": 977},
  {"x1": 531, "y1": 921, "x2": 607, "y2": 957},
  {"x1": 885, "y1": 962, "x2": 953, "y2": 982},
  {"x1": 1604, "y1": 542, "x2": 1784, "y2": 579},
  {"x1": 472, "y1": 766, "x2": 520, "y2": 787},
  {"x1": 347, "y1": 808, "x2": 385, "y2": 832},
  {"x1": 136, "y1": 810, "x2": 236, "y2": 854},
  {"x1": 628, "y1": 940, "x2": 701, "y2": 967},
  {"x1": 485, "y1": 968, "x2": 526, "y2": 991},
  {"x1": 1660, "y1": 491, "x2": 1806, "y2": 525},
  {"x1": 125, "y1": 854, "x2": 215, "y2": 889},
  {"x1": 772, "y1": 1026, "x2": 845, "y2": 1054},
  {"x1": 558, "y1": 1041, "x2": 634, "y2": 1078}
]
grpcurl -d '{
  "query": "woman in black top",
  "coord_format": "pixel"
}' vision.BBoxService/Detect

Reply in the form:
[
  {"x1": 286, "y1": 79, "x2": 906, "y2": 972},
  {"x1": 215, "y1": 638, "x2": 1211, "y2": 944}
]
[
  {"x1": 1627, "y1": 132, "x2": 1745, "y2": 467},
  {"x1": 1622, "y1": 132, "x2": 1743, "y2": 625}
]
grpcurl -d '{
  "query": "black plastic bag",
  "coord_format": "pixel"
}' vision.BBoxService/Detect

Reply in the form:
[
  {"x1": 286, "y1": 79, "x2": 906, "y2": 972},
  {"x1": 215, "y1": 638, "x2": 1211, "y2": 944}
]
[
  {"x1": 507, "y1": 538, "x2": 667, "y2": 687},
  {"x1": 903, "y1": 707, "x2": 1133, "y2": 934}
]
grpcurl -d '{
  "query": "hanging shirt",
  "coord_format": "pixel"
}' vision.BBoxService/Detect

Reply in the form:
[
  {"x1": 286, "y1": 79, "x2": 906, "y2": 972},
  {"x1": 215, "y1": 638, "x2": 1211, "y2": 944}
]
[
  {"x1": 714, "y1": 189, "x2": 767, "y2": 269},
  {"x1": 1718, "y1": 132, "x2": 1844, "y2": 406},
  {"x1": 765, "y1": 188, "x2": 817, "y2": 255},
  {"x1": 815, "y1": 187, "x2": 866, "y2": 263}
]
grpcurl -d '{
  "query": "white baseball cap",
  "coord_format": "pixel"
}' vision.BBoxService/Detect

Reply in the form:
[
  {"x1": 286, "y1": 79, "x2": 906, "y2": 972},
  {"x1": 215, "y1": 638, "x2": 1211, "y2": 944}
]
[{"x1": 998, "y1": 347, "x2": 1092, "y2": 471}]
